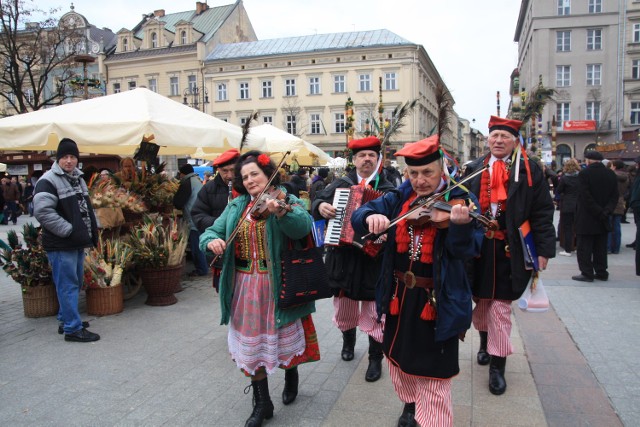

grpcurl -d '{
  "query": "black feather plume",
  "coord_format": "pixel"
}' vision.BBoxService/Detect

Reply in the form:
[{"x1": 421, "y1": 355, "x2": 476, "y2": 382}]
[
  {"x1": 381, "y1": 99, "x2": 418, "y2": 147},
  {"x1": 240, "y1": 111, "x2": 259, "y2": 150},
  {"x1": 435, "y1": 83, "x2": 453, "y2": 141}
]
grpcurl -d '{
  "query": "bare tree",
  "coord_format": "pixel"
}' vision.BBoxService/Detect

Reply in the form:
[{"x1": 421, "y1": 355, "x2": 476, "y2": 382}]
[
  {"x1": 0, "y1": 0, "x2": 84, "y2": 114},
  {"x1": 588, "y1": 89, "x2": 614, "y2": 143},
  {"x1": 281, "y1": 97, "x2": 306, "y2": 137}
]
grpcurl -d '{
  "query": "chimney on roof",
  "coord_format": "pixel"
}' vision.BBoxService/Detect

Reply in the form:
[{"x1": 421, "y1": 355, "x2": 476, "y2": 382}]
[
  {"x1": 196, "y1": 2, "x2": 209, "y2": 15},
  {"x1": 154, "y1": 9, "x2": 165, "y2": 17}
]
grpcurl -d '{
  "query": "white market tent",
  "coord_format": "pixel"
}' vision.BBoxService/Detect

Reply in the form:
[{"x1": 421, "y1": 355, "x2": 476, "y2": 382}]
[{"x1": 0, "y1": 88, "x2": 249, "y2": 156}]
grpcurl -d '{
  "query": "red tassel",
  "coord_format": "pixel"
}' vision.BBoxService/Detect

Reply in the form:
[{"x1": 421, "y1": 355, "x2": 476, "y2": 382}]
[
  {"x1": 389, "y1": 297, "x2": 399, "y2": 315},
  {"x1": 420, "y1": 302, "x2": 436, "y2": 321}
]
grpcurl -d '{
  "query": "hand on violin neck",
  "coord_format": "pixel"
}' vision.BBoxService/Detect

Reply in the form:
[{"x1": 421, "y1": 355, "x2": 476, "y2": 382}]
[
  {"x1": 265, "y1": 198, "x2": 288, "y2": 218},
  {"x1": 449, "y1": 203, "x2": 472, "y2": 225},
  {"x1": 366, "y1": 214, "x2": 390, "y2": 235}
]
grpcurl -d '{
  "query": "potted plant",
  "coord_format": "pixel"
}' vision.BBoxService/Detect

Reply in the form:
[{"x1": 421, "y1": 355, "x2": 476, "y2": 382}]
[
  {"x1": 84, "y1": 234, "x2": 133, "y2": 316},
  {"x1": 125, "y1": 163, "x2": 179, "y2": 214},
  {"x1": 0, "y1": 224, "x2": 58, "y2": 318},
  {"x1": 88, "y1": 174, "x2": 147, "y2": 227},
  {"x1": 129, "y1": 215, "x2": 189, "y2": 306}
]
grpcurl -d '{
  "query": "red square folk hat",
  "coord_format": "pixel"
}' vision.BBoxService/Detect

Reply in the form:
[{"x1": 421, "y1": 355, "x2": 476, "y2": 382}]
[
  {"x1": 348, "y1": 136, "x2": 381, "y2": 155},
  {"x1": 488, "y1": 116, "x2": 522, "y2": 138},
  {"x1": 395, "y1": 135, "x2": 442, "y2": 166},
  {"x1": 212, "y1": 148, "x2": 241, "y2": 167}
]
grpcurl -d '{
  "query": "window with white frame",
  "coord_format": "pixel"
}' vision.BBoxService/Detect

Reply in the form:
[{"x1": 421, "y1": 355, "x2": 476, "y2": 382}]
[
  {"x1": 359, "y1": 73, "x2": 371, "y2": 91},
  {"x1": 557, "y1": 31, "x2": 571, "y2": 51},
  {"x1": 586, "y1": 101, "x2": 601, "y2": 122},
  {"x1": 334, "y1": 113, "x2": 345, "y2": 133},
  {"x1": 181, "y1": 30, "x2": 187, "y2": 45},
  {"x1": 556, "y1": 65, "x2": 571, "y2": 86},
  {"x1": 113, "y1": 82, "x2": 121, "y2": 93},
  {"x1": 557, "y1": 102, "x2": 570, "y2": 125},
  {"x1": 385, "y1": 72, "x2": 397, "y2": 90},
  {"x1": 128, "y1": 81, "x2": 136, "y2": 90},
  {"x1": 588, "y1": 0, "x2": 602, "y2": 13},
  {"x1": 148, "y1": 78, "x2": 157, "y2": 92},
  {"x1": 261, "y1": 80, "x2": 272, "y2": 98},
  {"x1": 286, "y1": 115, "x2": 297, "y2": 134},
  {"x1": 170, "y1": 77, "x2": 179, "y2": 96},
  {"x1": 25, "y1": 88, "x2": 34, "y2": 103},
  {"x1": 217, "y1": 83, "x2": 227, "y2": 101},
  {"x1": 634, "y1": 24, "x2": 640, "y2": 43},
  {"x1": 151, "y1": 32, "x2": 158, "y2": 48},
  {"x1": 632, "y1": 102, "x2": 640, "y2": 125},
  {"x1": 333, "y1": 75, "x2": 346, "y2": 93},
  {"x1": 188, "y1": 75, "x2": 197, "y2": 92},
  {"x1": 309, "y1": 113, "x2": 322, "y2": 135},
  {"x1": 633, "y1": 60, "x2": 640, "y2": 79},
  {"x1": 587, "y1": 29, "x2": 602, "y2": 50},
  {"x1": 558, "y1": 0, "x2": 570, "y2": 15},
  {"x1": 586, "y1": 64, "x2": 601, "y2": 85},
  {"x1": 285, "y1": 78, "x2": 296, "y2": 96},
  {"x1": 239, "y1": 82, "x2": 250, "y2": 100},
  {"x1": 309, "y1": 76, "x2": 321, "y2": 95},
  {"x1": 263, "y1": 115, "x2": 273, "y2": 125}
]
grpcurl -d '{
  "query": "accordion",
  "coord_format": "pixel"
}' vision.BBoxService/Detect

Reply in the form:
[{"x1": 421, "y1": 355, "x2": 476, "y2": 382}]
[{"x1": 325, "y1": 185, "x2": 384, "y2": 256}]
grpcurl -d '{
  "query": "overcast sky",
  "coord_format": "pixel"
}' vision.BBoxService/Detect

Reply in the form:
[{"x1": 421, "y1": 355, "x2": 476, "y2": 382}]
[{"x1": 33, "y1": 0, "x2": 521, "y2": 135}]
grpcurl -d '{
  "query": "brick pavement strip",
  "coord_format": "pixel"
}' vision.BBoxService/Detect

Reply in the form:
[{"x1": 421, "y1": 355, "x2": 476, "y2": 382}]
[{"x1": 0, "y1": 214, "x2": 636, "y2": 426}]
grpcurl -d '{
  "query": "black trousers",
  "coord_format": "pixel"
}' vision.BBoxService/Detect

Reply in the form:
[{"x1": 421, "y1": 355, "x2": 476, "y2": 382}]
[
  {"x1": 560, "y1": 212, "x2": 575, "y2": 252},
  {"x1": 576, "y1": 233, "x2": 608, "y2": 279}
]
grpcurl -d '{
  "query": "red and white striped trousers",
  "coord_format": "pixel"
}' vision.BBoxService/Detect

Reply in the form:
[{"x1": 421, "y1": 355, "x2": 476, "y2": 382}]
[
  {"x1": 472, "y1": 299, "x2": 513, "y2": 357},
  {"x1": 332, "y1": 296, "x2": 384, "y2": 342},
  {"x1": 388, "y1": 362, "x2": 453, "y2": 427}
]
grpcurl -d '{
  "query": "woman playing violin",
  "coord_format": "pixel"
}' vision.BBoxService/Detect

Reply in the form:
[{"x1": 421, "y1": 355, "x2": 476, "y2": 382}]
[
  {"x1": 199, "y1": 150, "x2": 320, "y2": 427},
  {"x1": 351, "y1": 136, "x2": 484, "y2": 427}
]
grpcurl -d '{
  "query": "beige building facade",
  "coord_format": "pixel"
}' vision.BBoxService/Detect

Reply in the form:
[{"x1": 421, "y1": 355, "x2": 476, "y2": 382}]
[
  {"x1": 514, "y1": 0, "x2": 628, "y2": 164},
  {"x1": 203, "y1": 30, "x2": 464, "y2": 161}
]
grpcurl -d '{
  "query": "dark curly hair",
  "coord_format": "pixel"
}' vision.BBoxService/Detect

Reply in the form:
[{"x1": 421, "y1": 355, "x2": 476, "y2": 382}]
[{"x1": 233, "y1": 150, "x2": 280, "y2": 194}]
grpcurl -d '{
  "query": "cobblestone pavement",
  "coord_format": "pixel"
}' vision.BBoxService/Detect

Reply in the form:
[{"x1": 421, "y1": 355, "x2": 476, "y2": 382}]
[{"x1": 0, "y1": 213, "x2": 636, "y2": 426}]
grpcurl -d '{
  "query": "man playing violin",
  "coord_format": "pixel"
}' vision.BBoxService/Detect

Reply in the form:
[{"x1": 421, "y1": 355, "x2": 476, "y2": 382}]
[
  {"x1": 351, "y1": 135, "x2": 484, "y2": 427},
  {"x1": 312, "y1": 136, "x2": 395, "y2": 383},
  {"x1": 464, "y1": 116, "x2": 555, "y2": 396}
]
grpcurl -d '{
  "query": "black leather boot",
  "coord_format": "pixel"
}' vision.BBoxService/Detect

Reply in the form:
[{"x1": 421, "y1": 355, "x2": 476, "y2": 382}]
[
  {"x1": 365, "y1": 336, "x2": 384, "y2": 382},
  {"x1": 245, "y1": 377, "x2": 274, "y2": 427},
  {"x1": 397, "y1": 402, "x2": 416, "y2": 427},
  {"x1": 341, "y1": 328, "x2": 357, "y2": 361},
  {"x1": 477, "y1": 331, "x2": 490, "y2": 366},
  {"x1": 489, "y1": 356, "x2": 507, "y2": 395},
  {"x1": 282, "y1": 367, "x2": 298, "y2": 405}
]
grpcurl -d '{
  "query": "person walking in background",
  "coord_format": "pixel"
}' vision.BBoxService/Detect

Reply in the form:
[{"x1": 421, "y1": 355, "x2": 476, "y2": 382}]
[
  {"x1": 465, "y1": 116, "x2": 555, "y2": 396},
  {"x1": 312, "y1": 136, "x2": 395, "y2": 383},
  {"x1": 309, "y1": 167, "x2": 329, "y2": 203},
  {"x1": 2, "y1": 176, "x2": 21, "y2": 225},
  {"x1": 608, "y1": 160, "x2": 629, "y2": 255},
  {"x1": 200, "y1": 151, "x2": 319, "y2": 426},
  {"x1": 351, "y1": 136, "x2": 484, "y2": 427},
  {"x1": 628, "y1": 156, "x2": 640, "y2": 275},
  {"x1": 173, "y1": 164, "x2": 208, "y2": 277},
  {"x1": 382, "y1": 159, "x2": 402, "y2": 187},
  {"x1": 34, "y1": 138, "x2": 99, "y2": 342},
  {"x1": 556, "y1": 159, "x2": 581, "y2": 256},
  {"x1": 572, "y1": 151, "x2": 618, "y2": 282},
  {"x1": 288, "y1": 168, "x2": 309, "y2": 198}
]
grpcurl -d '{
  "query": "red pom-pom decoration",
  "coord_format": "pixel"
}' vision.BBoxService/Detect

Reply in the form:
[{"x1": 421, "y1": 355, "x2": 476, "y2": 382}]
[{"x1": 258, "y1": 154, "x2": 270, "y2": 166}]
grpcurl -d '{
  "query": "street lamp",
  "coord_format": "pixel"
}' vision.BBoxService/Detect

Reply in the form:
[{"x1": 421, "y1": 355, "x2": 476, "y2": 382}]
[{"x1": 183, "y1": 86, "x2": 209, "y2": 111}]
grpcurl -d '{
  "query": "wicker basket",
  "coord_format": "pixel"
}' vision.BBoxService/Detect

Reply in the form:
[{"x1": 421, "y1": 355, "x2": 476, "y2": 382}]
[
  {"x1": 86, "y1": 285, "x2": 124, "y2": 316},
  {"x1": 22, "y1": 284, "x2": 59, "y2": 318},
  {"x1": 139, "y1": 263, "x2": 184, "y2": 306}
]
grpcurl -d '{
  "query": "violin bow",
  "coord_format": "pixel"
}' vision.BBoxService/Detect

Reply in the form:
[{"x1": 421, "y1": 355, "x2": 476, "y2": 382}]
[
  {"x1": 210, "y1": 151, "x2": 291, "y2": 266},
  {"x1": 361, "y1": 164, "x2": 488, "y2": 240}
]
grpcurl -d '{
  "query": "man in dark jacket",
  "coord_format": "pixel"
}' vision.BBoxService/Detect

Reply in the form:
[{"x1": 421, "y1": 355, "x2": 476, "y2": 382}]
[
  {"x1": 191, "y1": 149, "x2": 240, "y2": 234},
  {"x1": 572, "y1": 151, "x2": 618, "y2": 282},
  {"x1": 312, "y1": 136, "x2": 395, "y2": 383},
  {"x1": 34, "y1": 138, "x2": 99, "y2": 342},
  {"x1": 309, "y1": 167, "x2": 329, "y2": 203},
  {"x1": 288, "y1": 168, "x2": 308, "y2": 198},
  {"x1": 351, "y1": 135, "x2": 483, "y2": 427},
  {"x1": 465, "y1": 116, "x2": 555, "y2": 396}
]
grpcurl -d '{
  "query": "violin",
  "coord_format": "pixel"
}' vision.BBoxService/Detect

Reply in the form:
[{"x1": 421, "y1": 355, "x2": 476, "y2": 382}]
[
  {"x1": 406, "y1": 198, "x2": 498, "y2": 231},
  {"x1": 250, "y1": 186, "x2": 292, "y2": 219}
]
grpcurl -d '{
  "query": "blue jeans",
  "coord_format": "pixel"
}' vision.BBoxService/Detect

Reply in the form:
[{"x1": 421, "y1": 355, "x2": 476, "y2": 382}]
[
  {"x1": 607, "y1": 215, "x2": 622, "y2": 253},
  {"x1": 189, "y1": 229, "x2": 208, "y2": 275},
  {"x1": 47, "y1": 249, "x2": 85, "y2": 334}
]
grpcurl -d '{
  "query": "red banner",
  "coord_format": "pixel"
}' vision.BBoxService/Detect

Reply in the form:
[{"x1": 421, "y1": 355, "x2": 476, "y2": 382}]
[{"x1": 563, "y1": 120, "x2": 596, "y2": 131}]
